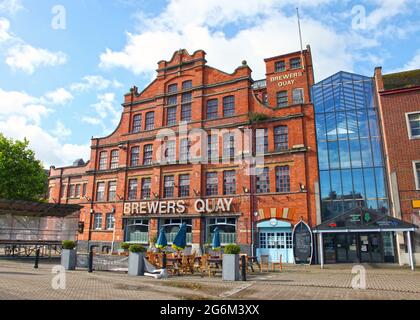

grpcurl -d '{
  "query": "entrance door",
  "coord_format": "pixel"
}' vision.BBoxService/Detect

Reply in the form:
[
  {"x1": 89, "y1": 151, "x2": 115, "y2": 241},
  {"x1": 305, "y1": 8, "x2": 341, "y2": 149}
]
[
  {"x1": 256, "y1": 220, "x2": 293, "y2": 263},
  {"x1": 360, "y1": 233, "x2": 383, "y2": 263},
  {"x1": 336, "y1": 234, "x2": 359, "y2": 263}
]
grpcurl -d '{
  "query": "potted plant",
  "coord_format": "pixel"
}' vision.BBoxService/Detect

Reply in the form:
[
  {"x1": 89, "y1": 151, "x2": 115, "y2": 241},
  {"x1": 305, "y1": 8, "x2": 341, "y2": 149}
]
[
  {"x1": 222, "y1": 244, "x2": 241, "y2": 281},
  {"x1": 61, "y1": 240, "x2": 77, "y2": 270},
  {"x1": 119, "y1": 242, "x2": 130, "y2": 256},
  {"x1": 128, "y1": 244, "x2": 147, "y2": 276}
]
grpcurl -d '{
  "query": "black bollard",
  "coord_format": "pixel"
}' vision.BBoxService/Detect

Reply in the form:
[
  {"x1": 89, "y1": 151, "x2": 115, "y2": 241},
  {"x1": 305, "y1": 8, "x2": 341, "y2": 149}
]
[
  {"x1": 88, "y1": 249, "x2": 94, "y2": 273},
  {"x1": 34, "y1": 248, "x2": 40, "y2": 269},
  {"x1": 162, "y1": 252, "x2": 167, "y2": 269},
  {"x1": 241, "y1": 255, "x2": 246, "y2": 281}
]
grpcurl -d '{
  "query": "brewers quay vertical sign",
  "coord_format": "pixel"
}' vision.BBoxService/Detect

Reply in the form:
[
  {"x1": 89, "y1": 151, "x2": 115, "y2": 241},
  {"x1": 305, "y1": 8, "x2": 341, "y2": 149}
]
[{"x1": 124, "y1": 198, "x2": 234, "y2": 215}]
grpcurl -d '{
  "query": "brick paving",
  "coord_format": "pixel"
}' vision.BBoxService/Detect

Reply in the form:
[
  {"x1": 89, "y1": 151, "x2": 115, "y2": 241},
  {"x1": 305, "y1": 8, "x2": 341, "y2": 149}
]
[{"x1": 0, "y1": 259, "x2": 419, "y2": 300}]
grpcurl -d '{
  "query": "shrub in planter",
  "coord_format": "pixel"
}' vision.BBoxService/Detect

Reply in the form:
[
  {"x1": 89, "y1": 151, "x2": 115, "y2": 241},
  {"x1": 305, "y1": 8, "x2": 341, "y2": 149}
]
[
  {"x1": 128, "y1": 244, "x2": 146, "y2": 276},
  {"x1": 62, "y1": 240, "x2": 76, "y2": 250},
  {"x1": 120, "y1": 242, "x2": 130, "y2": 250},
  {"x1": 222, "y1": 244, "x2": 241, "y2": 281},
  {"x1": 223, "y1": 244, "x2": 241, "y2": 255},
  {"x1": 129, "y1": 244, "x2": 147, "y2": 253},
  {"x1": 61, "y1": 240, "x2": 77, "y2": 270}
]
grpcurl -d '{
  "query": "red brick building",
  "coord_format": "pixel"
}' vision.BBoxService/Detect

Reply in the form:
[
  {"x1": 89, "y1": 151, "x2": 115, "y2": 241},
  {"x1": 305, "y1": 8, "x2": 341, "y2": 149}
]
[
  {"x1": 374, "y1": 68, "x2": 420, "y2": 265},
  {"x1": 48, "y1": 48, "x2": 319, "y2": 261}
]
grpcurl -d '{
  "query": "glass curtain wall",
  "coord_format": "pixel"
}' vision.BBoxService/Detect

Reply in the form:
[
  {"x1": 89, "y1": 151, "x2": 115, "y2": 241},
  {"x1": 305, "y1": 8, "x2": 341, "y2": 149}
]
[{"x1": 312, "y1": 72, "x2": 389, "y2": 221}]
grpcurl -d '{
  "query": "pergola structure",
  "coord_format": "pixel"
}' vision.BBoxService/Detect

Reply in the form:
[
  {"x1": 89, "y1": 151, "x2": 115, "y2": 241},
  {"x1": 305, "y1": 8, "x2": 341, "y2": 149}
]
[
  {"x1": 0, "y1": 199, "x2": 82, "y2": 257},
  {"x1": 313, "y1": 208, "x2": 418, "y2": 271}
]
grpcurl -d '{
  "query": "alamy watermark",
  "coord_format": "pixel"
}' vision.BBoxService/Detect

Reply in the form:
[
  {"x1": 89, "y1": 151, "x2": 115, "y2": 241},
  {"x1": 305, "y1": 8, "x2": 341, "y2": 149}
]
[
  {"x1": 351, "y1": 265, "x2": 366, "y2": 290},
  {"x1": 51, "y1": 5, "x2": 66, "y2": 30},
  {"x1": 153, "y1": 123, "x2": 268, "y2": 176},
  {"x1": 51, "y1": 265, "x2": 66, "y2": 290}
]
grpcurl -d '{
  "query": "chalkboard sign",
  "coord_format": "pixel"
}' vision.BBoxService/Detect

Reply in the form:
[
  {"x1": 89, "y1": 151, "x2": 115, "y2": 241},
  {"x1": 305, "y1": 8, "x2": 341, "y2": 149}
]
[{"x1": 292, "y1": 220, "x2": 313, "y2": 265}]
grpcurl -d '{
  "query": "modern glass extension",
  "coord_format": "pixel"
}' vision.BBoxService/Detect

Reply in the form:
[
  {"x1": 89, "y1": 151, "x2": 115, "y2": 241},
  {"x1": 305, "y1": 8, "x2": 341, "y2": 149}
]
[
  {"x1": 312, "y1": 71, "x2": 396, "y2": 264},
  {"x1": 313, "y1": 71, "x2": 388, "y2": 220}
]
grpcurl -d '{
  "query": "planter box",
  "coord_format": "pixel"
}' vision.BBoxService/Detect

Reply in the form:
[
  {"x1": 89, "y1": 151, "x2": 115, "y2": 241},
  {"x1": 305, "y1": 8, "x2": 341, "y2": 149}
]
[
  {"x1": 61, "y1": 249, "x2": 77, "y2": 270},
  {"x1": 222, "y1": 254, "x2": 240, "y2": 281},
  {"x1": 128, "y1": 252, "x2": 145, "y2": 276}
]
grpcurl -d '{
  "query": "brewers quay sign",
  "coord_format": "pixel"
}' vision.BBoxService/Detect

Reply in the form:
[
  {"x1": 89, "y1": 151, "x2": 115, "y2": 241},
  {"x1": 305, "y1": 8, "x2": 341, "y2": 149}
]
[
  {"x1": 124, "y1": 198, "x2": 234, "y2": 215},
  {"x1": 270, "y1": 72, "x2": 303, "y2": 87}
]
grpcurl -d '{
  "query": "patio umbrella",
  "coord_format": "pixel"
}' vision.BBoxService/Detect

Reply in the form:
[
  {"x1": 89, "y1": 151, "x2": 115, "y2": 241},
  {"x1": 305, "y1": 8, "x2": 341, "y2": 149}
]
[
  {"x1": 156, "y1": 227, "x2": 167, "y2": 250},
  {"x1": 211, "y1": 227, "x2": 221, "y2": 251},
  {"x1": 171, "y1": 223, "x2": 187, "y2": 251}
]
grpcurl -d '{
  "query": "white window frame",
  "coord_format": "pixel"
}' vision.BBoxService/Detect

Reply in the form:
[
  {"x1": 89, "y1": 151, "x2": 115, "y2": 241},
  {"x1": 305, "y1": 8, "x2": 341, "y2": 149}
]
[
  {"x1": 405, "y1": 111, "x2": 420, "y2": 140},
  {"x1": 93, "y1": 214, "x2": 103, "y2": 230},
  {"x1": 413, "y1": 160, "x2": 420, "y2": 190},
  {"x1": 292, "y1": 88, "x2": 304, "y2": 105}
]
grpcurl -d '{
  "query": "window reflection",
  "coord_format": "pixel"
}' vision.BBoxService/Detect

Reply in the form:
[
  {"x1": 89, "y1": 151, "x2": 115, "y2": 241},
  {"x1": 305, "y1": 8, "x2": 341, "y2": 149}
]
[{"x1": 313, "y1": 71, "x2": 389, "y2": 220}]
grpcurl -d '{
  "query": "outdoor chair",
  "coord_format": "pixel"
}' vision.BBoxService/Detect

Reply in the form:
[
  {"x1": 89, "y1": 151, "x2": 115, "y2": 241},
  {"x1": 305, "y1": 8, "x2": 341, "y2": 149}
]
[
  {"x1": 165, "y1": 253, "x2": 178, "y2": 276},
  {"x1": 180, "y1": 254, "x2": 194, "y2": 275},
  {"x1": 259, "y1": 255, "x2": 269, "y2": 272},
  {"x1": 270, "y1": 255, "x2": 282, "y2": 272},
  {"x1": 199, "y1": 254, "x2": 214, "y2": 277}
]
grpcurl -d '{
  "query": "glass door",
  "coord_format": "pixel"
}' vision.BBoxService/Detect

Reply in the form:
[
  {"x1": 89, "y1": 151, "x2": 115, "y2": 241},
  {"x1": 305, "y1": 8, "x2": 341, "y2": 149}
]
[
  {"x1": 359, "y1": 233, "x2": 383, "y2": 263},
  {"x1": 359, "y1": 234, "x2": 370, "y2": 263},
  {"x1": 369, "y1": 233, "x2": 382, "y2": 263},
  {"x1": 336, "y1": 234, "x2": 348, "y2": 263},
  {"x1": 347, "y1": 234, "x2": 359, "y2": 263}
]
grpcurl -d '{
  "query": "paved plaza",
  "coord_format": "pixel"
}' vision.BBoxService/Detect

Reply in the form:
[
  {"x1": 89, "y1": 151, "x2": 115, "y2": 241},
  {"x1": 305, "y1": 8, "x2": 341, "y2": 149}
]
[{"x1": 0, "y1": 259, "x2": 419, "y2": 300}]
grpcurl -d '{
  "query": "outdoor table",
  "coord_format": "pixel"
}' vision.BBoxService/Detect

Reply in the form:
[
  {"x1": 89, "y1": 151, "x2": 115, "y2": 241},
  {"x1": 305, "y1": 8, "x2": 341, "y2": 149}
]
[
  {"x1": 166, "y1": 257, "x2": 182, "y2": 275},
  {"x1": 208, "y1": 258, "x2": 222, "y2": 267}
]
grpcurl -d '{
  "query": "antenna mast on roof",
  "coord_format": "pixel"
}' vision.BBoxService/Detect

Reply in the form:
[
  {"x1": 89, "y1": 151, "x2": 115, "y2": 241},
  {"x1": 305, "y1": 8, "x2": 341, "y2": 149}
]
[{"x1": 296, "y1": 7, "x2": 305, "y2": 70}]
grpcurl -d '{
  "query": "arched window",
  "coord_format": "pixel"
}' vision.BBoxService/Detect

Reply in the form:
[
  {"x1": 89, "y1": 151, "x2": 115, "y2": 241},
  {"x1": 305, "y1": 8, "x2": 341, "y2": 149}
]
[
  {"x1": 145, "y1": 112, "x2": 155, "y2": 130},
  {"x1": 162, "y1": 219, "x2": 192, "y2": 244},
  {"x1": 206, "y1": 218, "x2": 236, "y2": 245},
  {"x1": 125, "y1": 219, "x2": 149, "y2": 243},
  {"x1": 132, "y1": 114, "x2": 142, "y2": 133},
  {"x1": 110, "y1": 150, "x2": 119, "y2": 169}
]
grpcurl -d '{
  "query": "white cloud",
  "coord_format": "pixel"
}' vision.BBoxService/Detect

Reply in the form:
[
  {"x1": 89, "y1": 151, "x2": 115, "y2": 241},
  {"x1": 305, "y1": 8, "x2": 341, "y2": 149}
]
[
  {"x1": 365, "y1": 0, "x2": 410, "y2": 30},
  {"x1": 99, "y1": 0, "x2": 420, "y2": 81},
  {"x1": 80, "y1": 93, "x2": 121, "y2": 134},
  {"x1": 0, "y1": 17, "x2": 12, "y2": 42},
  {"x1": 70, "y1": 75, "x2": 123, "y2": 93},
  {"x1": 52, "y1": 120, "x2": 72, "y2": 137},
  {"x1": 0, "y1": 88, "x2": 51, "y2": 125},
  {"x1": 5, "y1": 44, "x2": 67, "y2": 74},
  {"x1": 0, "y1": 88, "x2": 89, "y2": 167},
  {"x1": 100, "y1": 1, "x2": 355, "y2": 80},
  {"x1": 0, "y1": 0, "x2": 23, "y2": 15},
  {"x1": 92, "y1": 93, "x2": 121, "y2": 127},
  {"x1": 402, "y1": 50, "x2": 420, "y2": 71},
  {"x1": 81, "y1": 116, "x2": 102, "y2": 125},
  {"x1": 387, "y1": 50, "x2": 420, "y2": 73},
  {"x1": 44, "y1": 88, "x2": 74, "y2": 105},
  {"x1": 0, "y1": 116, "x2": 90, "y2": 167}
]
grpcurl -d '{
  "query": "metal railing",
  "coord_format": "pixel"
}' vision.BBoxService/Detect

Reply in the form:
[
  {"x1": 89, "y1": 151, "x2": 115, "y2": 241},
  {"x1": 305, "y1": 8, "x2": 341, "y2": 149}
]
[
  {"x1": 128, "y1": 231, "x2": 149, "y2": 243},
  {"x1": 208, "y1": 232, "x2": 236, "y2": 245}
]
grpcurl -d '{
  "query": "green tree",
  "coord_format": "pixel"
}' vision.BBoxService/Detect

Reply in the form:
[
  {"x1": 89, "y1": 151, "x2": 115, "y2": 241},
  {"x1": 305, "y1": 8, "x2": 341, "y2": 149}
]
[{"x1": 0, "y1": 134, "x2": 47, "y2": 201}]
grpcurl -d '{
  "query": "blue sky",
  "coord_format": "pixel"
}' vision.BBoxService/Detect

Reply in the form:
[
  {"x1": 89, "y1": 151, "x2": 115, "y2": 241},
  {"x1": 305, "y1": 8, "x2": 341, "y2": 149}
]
[{"x1": 0, "y1": 0, "x2": 419, "y2": 167}]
